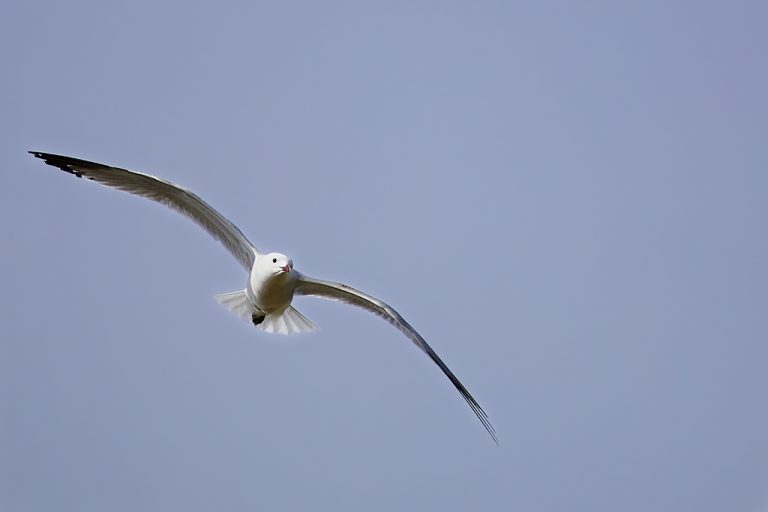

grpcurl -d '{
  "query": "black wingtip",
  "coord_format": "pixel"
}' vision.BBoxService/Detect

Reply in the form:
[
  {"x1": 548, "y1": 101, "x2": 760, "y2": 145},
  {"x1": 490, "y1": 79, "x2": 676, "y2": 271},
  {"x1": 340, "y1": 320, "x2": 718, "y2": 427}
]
[
  {"x1": 28, "y1": 150, "x2": 49, "y2": 161},
  {"x1": 28, "y1": 150, "x2": 105, "y2": 178}
]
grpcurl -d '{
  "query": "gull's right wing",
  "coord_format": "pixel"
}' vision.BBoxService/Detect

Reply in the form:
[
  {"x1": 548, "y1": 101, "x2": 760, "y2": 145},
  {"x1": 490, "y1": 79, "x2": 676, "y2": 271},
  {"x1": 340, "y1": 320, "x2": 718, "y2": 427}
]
[
  {"x1": 295, "y1": 273, "x2": 497, "y2": 444},
  {"x1": 30, "y1": 151, "x2": 259, "y2": 271}
]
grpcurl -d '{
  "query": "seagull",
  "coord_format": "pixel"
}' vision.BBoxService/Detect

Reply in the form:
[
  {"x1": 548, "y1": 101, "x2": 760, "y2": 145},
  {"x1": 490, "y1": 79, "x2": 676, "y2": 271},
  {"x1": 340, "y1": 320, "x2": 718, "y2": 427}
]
[{"x1": 29, "y1": 151, "x2": 497, "y2": 444}]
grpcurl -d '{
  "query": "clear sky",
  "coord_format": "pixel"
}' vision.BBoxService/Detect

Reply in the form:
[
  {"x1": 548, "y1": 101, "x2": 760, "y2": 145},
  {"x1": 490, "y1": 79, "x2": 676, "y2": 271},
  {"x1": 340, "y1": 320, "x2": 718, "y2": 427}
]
[{"x1": 2, "y1": 1, "x2": 766, "y2": 511}]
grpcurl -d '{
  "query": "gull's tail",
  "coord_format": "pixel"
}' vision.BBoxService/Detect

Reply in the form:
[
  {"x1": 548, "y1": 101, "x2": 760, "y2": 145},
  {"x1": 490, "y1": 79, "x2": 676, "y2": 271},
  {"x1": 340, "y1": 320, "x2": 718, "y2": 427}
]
[
  {"x1": 214, "y1": 290, "x2": 254, "y2": 323},
  {"x1": 214, "y1": 290, "x2": 316, "y2": 335},
  {"x1": 260, "y1": 306, "x2": 316, "y2": 335}
]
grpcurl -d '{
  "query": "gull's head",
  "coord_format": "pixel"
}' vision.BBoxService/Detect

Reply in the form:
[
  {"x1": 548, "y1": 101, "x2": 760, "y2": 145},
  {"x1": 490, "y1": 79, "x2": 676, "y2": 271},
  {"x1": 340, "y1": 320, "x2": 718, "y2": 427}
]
[{"x1": 262, "y1": 252, "x2": 294, "y2": 276}]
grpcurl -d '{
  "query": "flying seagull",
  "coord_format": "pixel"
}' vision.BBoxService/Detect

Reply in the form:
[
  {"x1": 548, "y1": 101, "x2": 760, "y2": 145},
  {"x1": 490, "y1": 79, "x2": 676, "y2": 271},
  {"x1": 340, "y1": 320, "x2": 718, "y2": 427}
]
[{"x1": 29, "y1": 151, "x2": 497, "y2": 444}]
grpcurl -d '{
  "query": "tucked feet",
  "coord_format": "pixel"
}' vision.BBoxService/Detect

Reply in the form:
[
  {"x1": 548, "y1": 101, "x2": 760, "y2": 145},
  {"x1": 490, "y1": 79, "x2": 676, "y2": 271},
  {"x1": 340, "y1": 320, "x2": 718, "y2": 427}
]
[{"x1": 251, "y1": 312, "x2": 266, "y2": 326}]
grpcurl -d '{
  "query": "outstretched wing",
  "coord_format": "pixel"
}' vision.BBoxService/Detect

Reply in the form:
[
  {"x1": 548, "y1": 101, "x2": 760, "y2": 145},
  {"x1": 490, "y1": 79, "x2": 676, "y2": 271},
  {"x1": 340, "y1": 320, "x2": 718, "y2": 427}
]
[
  {"x1": 295, "y1": 273, "x2": 497, "y2": 444},
  {"x1": 30, "y1": 151, "x2": 259, "y2": 271}
]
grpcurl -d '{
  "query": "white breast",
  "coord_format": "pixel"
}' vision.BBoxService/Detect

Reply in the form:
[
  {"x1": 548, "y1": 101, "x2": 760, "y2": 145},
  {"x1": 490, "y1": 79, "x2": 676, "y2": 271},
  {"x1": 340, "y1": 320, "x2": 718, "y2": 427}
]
[{"x1": 248, "y1": 271, "x2": 297, "y2": 313}]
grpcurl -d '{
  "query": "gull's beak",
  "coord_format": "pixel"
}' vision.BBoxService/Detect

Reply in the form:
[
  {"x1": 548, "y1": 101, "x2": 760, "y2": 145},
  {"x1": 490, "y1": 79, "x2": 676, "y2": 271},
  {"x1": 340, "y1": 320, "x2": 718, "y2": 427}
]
[{"x1": 280, "y1": 265, "x2": 291, "y2": 273}]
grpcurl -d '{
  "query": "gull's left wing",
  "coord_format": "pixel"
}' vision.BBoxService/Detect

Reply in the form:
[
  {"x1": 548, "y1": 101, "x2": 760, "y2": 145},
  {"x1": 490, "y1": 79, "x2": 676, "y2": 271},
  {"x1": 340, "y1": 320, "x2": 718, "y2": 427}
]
[
  {"x1": 29, "y1": 152, "x2": 259, "y2": 271},
  {"x1": 295, "y1": 273, "x2": 497, "y2": 444}
]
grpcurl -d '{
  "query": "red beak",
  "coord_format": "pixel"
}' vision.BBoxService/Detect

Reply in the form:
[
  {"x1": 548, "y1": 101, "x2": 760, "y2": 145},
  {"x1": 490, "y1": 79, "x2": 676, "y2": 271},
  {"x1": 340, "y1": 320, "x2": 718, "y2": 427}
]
[{"x1": 281, "y1": 265, "x2": 291, "y2": 273}]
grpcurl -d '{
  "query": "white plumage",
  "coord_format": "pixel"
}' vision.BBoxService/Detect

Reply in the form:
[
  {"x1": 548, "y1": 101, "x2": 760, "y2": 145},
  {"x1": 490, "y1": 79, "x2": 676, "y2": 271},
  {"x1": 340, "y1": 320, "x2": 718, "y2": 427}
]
[{"x1": 29, "y1": 151, "x2": 497, "y2": 444}]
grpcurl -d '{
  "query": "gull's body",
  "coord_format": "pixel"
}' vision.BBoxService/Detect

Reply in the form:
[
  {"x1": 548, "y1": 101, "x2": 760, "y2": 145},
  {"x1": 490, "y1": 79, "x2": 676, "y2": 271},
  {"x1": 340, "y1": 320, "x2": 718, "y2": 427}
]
[{"x1": 29, "y1": 151, "x2": 497, "y2": 443}]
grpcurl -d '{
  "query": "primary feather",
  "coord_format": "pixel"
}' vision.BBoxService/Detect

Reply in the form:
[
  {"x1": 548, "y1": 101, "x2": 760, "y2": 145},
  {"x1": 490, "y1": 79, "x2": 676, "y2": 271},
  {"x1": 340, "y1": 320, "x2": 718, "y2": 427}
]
[{"x1": 29, "y1": 151, "x2": 497, "y2": 444}]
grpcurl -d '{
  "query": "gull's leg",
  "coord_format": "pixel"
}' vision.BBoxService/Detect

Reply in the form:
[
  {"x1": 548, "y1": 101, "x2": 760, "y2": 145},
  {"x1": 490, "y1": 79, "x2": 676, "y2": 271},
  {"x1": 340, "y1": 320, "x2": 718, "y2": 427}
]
[{"x1": 251, "y1": 312, "x2": 266, "y2": 326}]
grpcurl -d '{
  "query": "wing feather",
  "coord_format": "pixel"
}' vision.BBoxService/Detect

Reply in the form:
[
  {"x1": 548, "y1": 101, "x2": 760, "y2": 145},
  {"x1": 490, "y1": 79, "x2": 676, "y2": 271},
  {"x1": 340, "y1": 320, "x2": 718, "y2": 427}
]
[
  {"x1": 295, "y1": 273, "x2": 497, "y2": 444},
  {"x1": 30, "y1": 152, "x2": 258, "y2": 270}
]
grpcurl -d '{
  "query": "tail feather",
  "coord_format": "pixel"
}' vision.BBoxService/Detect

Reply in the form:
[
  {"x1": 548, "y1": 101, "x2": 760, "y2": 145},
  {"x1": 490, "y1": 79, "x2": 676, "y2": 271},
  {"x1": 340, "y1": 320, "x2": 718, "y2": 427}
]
[
  {"x1": 261, "y1": 306, "x2": 317, "y2": 335},
  {"x1": 214, "y1": 290, "x2": 316, "y2": 335},
  {"x1": 214, "y1": 290, "x2": 254, "y2": 323}
]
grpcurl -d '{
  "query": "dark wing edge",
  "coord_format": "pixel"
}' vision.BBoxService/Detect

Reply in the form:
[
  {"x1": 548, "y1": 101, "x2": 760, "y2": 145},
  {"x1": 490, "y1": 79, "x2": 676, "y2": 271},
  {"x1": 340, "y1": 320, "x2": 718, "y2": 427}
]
[
  {"x1": 295, "y1": 274, "x2": 498, "y2": 444},
  {"x1": 29, "y1": 151, "x2": 258, "y2": 271}
]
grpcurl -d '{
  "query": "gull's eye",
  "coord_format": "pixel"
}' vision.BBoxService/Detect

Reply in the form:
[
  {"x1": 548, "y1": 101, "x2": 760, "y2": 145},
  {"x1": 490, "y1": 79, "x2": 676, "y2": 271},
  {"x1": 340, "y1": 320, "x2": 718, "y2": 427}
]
[{"x1": 272, "y1": 258, "x2": 277, "y2": 263}]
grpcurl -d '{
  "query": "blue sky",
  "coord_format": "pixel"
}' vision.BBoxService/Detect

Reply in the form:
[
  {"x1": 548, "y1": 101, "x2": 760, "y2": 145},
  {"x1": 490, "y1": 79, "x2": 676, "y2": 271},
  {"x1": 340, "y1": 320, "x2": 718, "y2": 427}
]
[{"x1": 2, "y1": 1, "x2": 766, "y2": 511}]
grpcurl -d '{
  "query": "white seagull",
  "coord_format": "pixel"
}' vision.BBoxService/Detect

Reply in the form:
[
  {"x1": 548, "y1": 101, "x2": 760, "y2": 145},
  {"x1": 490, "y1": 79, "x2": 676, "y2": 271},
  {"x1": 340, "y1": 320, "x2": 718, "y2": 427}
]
[{"x1": 29, "y1": 151, "x2": 497, "y2": 444}]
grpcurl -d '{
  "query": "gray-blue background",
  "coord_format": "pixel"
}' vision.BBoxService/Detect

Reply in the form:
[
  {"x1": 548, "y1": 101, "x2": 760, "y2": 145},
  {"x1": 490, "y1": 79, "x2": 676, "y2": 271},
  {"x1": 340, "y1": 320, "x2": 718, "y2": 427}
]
[{"x1": 2, "y1": 1, "x2": 766, "y2": 511}]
